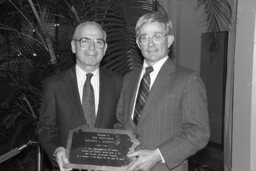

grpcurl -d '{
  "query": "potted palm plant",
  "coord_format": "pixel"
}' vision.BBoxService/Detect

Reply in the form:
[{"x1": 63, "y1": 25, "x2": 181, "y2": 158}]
[{"x1": 0, "y1": 0, "x2": 155, "y2": 170}]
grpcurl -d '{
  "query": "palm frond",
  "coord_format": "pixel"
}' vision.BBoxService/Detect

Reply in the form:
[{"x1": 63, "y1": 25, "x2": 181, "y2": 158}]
[
  {"x1": 0, "y1": 1, "x2": 158, "y2": 170},
  {"x1": 197, "y1": 0, "x2": 232, "y2": 32}
]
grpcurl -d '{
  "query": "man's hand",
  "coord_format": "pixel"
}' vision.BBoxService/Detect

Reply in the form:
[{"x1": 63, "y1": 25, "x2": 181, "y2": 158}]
[
  {"x1": 54, "y1": 147, "x2": 72, "y2": 171},
  {"x1": 126, "y1": 149, "x2": 162, "y2": 171}
]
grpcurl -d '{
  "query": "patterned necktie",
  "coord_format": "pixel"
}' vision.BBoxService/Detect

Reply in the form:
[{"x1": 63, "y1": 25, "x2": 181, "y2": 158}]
[
  {"x1": 82, "y1": 73, "x2": 96, "y2": 128},
  {"x1": 133, "y1": 66, "x2": 154, "y2": 125}
]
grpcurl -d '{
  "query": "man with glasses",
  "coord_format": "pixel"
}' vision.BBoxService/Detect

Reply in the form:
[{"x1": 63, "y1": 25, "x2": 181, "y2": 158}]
[
  {"x1": 115, "y1": 12, "x2": 210, "y2": 171},
  {"x1": 38, "y1": 21, "x2": 122, "y2": 171}
]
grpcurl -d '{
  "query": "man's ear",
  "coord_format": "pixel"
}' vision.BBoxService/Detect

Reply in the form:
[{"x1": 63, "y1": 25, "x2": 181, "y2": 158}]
[
  {"x1": 167, "y1": 35, "x2": 174, "y2": 48},
  {"x1": 71, "y1": 40, "x2": 76, "y2": 54},
  {"x1": 103, "y1": 43, "x2": 108, "y2": 54},
  {"x1": 136, "y1": 39, "x2": 141, "y2": 49}
]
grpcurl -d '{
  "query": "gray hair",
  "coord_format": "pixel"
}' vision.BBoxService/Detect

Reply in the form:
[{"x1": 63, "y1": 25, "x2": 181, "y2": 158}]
[{"x1": 135, "y1": 12, "x2": 173, "y2": 37}]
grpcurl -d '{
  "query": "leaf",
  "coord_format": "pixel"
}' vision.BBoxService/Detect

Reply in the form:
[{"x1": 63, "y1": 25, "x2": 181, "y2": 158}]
[
  {"x1": 197, "y1": 0, "x2": 232, "y2": 32},
  {"x1": 0, "y1": 0, "x2": 156, "y2": 170}
]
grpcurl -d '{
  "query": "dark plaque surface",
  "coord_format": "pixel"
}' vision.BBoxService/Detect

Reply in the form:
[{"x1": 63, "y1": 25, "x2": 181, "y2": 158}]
[{"x1": 66, "y1": 126, "x2": 139, "y2": 171}]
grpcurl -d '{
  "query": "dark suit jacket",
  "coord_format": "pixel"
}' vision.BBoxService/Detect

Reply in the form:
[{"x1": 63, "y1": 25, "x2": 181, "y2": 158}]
[
  {"x1": 116, "y1": 58, "x2": 210, "y2": 171},
  {"x1": 38, "y1": 66, "x2": 122, "y2": 160}
]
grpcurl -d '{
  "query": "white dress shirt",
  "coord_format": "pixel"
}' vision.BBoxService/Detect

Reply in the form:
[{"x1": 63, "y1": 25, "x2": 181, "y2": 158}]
[{"x1": 76, "y1": 64, "x2": 99, "y2": 115}]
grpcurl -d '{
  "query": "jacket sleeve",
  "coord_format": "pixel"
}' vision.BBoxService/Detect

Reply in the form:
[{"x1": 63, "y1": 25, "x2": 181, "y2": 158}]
[
  {"x1": 37, "y1": 79, "x2": 60, "y2": 161},
  {"x1": 158, "y1": 73, "x2": 210, "y2": 170}
]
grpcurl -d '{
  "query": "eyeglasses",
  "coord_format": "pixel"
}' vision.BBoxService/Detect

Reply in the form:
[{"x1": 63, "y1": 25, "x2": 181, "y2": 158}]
[
  {"x1": 73, "y1": 37, "x2": 106, "y2": 49},
  {"x1": 138, "y1": 32, "x2": 168, "y2": 45}
]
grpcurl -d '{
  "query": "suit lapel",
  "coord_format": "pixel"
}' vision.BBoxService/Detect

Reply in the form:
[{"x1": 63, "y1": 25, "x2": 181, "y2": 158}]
[
  {"x1": 95, "y1": 69, "x2": 105, "y2": 127},
  {"x1": 66, "y1": 67, "x2": 87, "y2": 125},
  {"x1": 140, "y1": 58, "x2": 176, "y2": 122},
  {"x1": 127, "y1": 68, "x2": 143, "y2": 129}
]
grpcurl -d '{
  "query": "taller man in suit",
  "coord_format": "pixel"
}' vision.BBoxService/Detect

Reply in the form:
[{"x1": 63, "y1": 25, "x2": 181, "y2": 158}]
[
  {"x1": 38, "y1": 21, "x2": 122, "y2": 171},
  {"x1": 115, "y1": 12, "x2": 210, "y2": 171}
]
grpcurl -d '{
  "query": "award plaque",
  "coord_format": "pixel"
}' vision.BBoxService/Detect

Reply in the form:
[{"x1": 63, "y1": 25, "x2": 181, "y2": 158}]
[{"x1": 66, "y1": 126, "x2": 140, "y2": 171}]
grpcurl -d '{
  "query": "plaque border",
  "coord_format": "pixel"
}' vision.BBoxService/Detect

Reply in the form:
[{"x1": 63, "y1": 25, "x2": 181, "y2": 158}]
[{"x1": 66, "y1": 126, "x2": 139, "y2": 171}]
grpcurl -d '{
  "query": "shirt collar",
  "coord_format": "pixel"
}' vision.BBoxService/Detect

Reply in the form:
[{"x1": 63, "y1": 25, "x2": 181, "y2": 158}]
[
  {"x1": 142, "y1": 56, "x2": 168, "y2": 72},
  {"x1": 75, "y1": 64, "x2": 99, "y2": 79}
]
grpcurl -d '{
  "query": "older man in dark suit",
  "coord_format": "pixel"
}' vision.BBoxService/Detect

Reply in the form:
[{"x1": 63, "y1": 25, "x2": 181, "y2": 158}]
[
  {"x1": 115, "y1": 12, "x2": 210, "y2": 171},
  {"x1": 38, "y1": 21, "x2": 122, "y2": 171}
]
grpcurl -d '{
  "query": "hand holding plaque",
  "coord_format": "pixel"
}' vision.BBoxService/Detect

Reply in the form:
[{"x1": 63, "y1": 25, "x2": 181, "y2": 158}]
[{"x1": 66, "y1": 126, "x2": 139, "y2": 171}]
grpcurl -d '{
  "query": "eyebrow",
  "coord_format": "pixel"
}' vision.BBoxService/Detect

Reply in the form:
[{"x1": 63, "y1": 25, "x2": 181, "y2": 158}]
[
  {"x1": 140, "y1": 32, "x2": 165, "y2": 35},
  {"x1": 74, "y1": 36, "x2": 105, "y2": 40}
]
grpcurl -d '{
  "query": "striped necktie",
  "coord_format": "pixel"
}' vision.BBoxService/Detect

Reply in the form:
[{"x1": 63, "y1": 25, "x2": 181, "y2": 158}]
[{"x1": 133, "y1": 66, "x2": 154, "y2": 125}]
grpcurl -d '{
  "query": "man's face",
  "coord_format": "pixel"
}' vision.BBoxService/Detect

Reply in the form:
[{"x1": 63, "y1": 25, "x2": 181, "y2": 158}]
[
  {"x1": 71, "y1": 24, "x2": 107, "y2": 70},
  {"x1": 136, "y1": 21, "x2": 174, "y2": 65}
]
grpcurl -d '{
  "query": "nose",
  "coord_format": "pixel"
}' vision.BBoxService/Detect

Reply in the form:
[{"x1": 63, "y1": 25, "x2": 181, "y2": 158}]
[
  {"x1": 88, "y1": 41, "x2": 96, "y2": 50},
  {"x1": 147, "y1": 37, "x2": 155, "y2": 46}
]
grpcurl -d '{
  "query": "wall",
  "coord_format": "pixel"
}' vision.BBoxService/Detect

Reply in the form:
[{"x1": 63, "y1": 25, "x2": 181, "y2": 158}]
[
  {"x1": 232, "y1": 0, "x2": 256, "y2": 170},
  {"x1": 178, "y1": 0, "x2": 206, "y2": 74},
  {"x1": 159, "y1": 0, "x2": 205, "y2": 73}
]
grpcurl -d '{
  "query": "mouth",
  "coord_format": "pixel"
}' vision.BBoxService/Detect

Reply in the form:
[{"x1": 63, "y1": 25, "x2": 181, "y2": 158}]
[
  {"x1": 85, "y1": 52, "x2": 97, "y2": 57},
  {"x1": 147, "y1": 48, "x2": 158, "y2": 53},
  {"x1": 87, "y1": 54, "x2": 96, "y2": 57}
]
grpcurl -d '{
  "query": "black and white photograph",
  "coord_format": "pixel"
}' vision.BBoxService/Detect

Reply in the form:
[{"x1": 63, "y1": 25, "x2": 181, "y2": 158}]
[{"x1": 0, "y1": 0, "x2": 255, "y2": 171}]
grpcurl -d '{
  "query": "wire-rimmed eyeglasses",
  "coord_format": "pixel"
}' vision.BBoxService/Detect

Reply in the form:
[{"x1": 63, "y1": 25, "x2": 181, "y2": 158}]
[
  {"x1": 138, "y1": 32, "x2": 168, "y2": 45},
  {"x1": 73, "y1": 37, "x2": 106, "y2": 49}
]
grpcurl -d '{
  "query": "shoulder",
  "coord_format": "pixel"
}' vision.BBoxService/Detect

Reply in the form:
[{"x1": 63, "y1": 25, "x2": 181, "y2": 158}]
[
  {"x1": 100, "y1": 67, "x2": 123, "y2": 87},
  {"x1": 164, "y1": 62, "x2": 205, "y2": 90},
  {"x1": 173, "y1": 64, "x2": 198, "y2": 79},
  {"x1": 100, "y1": 67, "x2": 121, "y2": 77},
  {"x1": 174, "y1": 64, "x2": 206, "y2": 91},
  {"x1": 43, "y1": 67, "x2": 75, "y2": 86},
  {"x1": 123, "y1": 67, "x2": 141, "y2": 80}
]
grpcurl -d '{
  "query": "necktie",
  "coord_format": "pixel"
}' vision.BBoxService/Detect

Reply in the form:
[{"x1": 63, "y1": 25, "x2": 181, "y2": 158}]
[
  {"x1": 82, "y1": 73, "x2": 96, "y2": 128},
  {"x1": 133, "y1": 66, "x2": 154, "y2": 125}
]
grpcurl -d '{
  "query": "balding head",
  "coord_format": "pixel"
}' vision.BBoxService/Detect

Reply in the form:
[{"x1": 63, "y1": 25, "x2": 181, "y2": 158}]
[{"x1": 72, "y1": 21, "x2": 107, "y2": 41}]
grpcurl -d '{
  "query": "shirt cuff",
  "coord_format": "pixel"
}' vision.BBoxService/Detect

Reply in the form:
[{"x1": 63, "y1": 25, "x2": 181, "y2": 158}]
[
  {"x1": 53, "y1": 146, "x2": 65, "y2": 160},
  {"x1": 157, "y1": 148, "x2": 165, "y2": 163}
]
